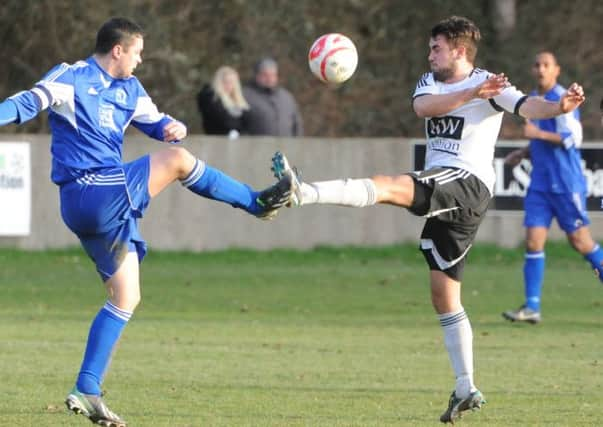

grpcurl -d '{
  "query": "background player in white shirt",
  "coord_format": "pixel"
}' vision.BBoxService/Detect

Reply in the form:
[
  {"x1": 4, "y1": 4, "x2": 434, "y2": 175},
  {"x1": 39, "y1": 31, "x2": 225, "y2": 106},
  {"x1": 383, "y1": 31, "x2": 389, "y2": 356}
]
[{"x1": 272, "y1": 16, "x2": 584, "y2": 424}]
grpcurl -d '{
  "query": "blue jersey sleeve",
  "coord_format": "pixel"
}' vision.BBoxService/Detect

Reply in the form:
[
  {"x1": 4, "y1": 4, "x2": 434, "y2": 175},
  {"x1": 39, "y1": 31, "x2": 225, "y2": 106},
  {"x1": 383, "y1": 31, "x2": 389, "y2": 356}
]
[
  {"x1": 0, "y1": 99, "x2": 19, "y2": 125},
  {"x1": 6, "y1": 62, "x2": 76, "y2": 124},
  {"x1": 130, "y1": 79, "x2": 182, "y2": 142},
  {"x1": 7, "y1": 90, "x2": 43, "y2": 124},
  {"x1": 555, "y1": 109, "x2": 582, "y2": 149}
]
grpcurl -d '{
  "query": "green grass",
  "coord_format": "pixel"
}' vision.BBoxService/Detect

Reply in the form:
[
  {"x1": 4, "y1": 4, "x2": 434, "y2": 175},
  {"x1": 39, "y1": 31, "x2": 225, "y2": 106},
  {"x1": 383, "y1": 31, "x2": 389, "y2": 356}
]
[{"x1": 0, "y1": 243, "x2": 601, "y2": 426}]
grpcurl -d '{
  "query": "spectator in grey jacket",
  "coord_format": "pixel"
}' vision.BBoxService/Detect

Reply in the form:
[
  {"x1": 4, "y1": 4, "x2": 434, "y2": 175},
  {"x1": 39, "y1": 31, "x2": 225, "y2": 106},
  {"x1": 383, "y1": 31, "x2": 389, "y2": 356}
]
[{"x1": 242, "y1": 58, "x2": 303, "y2": 136}]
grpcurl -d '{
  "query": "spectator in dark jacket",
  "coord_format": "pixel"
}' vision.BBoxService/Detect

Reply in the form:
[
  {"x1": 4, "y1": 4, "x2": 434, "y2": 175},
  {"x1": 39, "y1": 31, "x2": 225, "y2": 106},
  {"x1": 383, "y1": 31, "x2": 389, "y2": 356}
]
[
  {"x1": 242, "y1": 57, "x2": 303, "y2": 136},
  {"x1": 197, "y1": 66, "x2": 249, "y2": 137}
]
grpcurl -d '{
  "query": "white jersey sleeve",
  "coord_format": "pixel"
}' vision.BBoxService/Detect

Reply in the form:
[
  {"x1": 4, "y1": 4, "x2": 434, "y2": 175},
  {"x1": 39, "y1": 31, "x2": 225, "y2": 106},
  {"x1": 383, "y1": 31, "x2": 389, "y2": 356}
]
[
  {"x1": 490, "y1": 80, "x2": 527, "y2": 115},
  {"x1": 413, "y1": 72, "x2": 438, "y2": 98}
]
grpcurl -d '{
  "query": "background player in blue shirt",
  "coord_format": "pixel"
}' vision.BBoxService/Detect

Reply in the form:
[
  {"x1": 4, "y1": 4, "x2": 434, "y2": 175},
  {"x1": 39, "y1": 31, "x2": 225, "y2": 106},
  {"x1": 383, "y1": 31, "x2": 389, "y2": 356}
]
[
  {"x1": 0, "y1": 17, "x2": 293, "y2": 426},
  {"x1": 502, "y1": 51, "x2": 603, "y2": 324}
]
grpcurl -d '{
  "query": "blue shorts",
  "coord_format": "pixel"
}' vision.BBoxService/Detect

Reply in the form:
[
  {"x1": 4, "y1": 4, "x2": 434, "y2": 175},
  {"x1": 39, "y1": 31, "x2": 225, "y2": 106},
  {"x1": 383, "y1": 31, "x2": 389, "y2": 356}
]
[
  {"x1": 59, "y1": 156, "x2": 151, "y2": 281},
  {"x1": 523, "y1": 188, "x2": 590, "y2": 233}
]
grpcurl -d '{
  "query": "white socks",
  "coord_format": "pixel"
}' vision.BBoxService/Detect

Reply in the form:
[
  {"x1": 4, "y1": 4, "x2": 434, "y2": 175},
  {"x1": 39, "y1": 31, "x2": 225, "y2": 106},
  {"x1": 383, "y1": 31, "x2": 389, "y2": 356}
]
[
  {"x1": 299, "y1": 179, "x2": 377, "y2": 207},
  {"x1": 438, "y1": 308, "x2": 476, "y2": 398}
]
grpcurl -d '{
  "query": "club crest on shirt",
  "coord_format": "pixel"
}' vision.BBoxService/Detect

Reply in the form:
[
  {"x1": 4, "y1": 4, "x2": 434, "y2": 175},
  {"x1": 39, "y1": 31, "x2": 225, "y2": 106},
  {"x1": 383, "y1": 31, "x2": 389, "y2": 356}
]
[{"x1": 115, "y1": 89, "x2": 127, "y2": 105}]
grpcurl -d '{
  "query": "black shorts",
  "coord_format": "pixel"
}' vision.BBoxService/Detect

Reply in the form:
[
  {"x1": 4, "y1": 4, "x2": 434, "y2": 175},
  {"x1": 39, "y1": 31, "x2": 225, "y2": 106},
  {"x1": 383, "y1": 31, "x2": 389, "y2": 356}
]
[{"x1": 407, "y1": 168, "x2": 491, "y2": 281}]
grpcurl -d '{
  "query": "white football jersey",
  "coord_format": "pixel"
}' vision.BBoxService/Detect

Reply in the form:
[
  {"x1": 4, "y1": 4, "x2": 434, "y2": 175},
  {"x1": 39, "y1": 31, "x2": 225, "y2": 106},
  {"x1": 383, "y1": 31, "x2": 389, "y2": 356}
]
[{"x1": 413, "y1": 68, "x2": 527, "y2": 194}]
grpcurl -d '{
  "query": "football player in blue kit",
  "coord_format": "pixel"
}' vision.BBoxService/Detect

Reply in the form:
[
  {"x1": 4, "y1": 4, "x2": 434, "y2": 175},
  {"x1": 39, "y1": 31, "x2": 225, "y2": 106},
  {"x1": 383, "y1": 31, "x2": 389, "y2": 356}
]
[
  {"x1": 502, "y1": 51, "x2": 603, "y2": 324},
  {"x1": 0, "y1": 17, "x2": 292, "y2": 426}
]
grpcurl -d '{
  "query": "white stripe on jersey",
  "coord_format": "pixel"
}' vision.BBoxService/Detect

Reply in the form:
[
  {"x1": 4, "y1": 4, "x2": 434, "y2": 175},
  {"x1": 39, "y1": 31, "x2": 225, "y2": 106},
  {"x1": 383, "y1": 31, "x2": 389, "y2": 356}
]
[
  {"x1": 43, "y1": 61, "x2": 88, "y2": 83},
  {"x1": 30, "y1": 87, "x2": 50, "y2": 110},
  {"x1": 42, "y1": 81, "x2": 74, "y2": 107},
  {"x1": 132, "y1": 96, "x2": 166, "y2": 124},
  {"x1": 39, "y1": 81, "x2": 77, "y2": 128},
  {"x1": 44, "y1": 63, "x2": 70, "y2": 83}
]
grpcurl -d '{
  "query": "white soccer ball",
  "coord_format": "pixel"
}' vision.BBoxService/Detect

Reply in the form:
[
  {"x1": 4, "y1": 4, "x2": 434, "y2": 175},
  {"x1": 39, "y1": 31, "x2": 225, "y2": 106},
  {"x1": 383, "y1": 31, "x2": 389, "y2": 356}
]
[{"x1": 308, "y1": 33, "x2": 358, "y2": 84}]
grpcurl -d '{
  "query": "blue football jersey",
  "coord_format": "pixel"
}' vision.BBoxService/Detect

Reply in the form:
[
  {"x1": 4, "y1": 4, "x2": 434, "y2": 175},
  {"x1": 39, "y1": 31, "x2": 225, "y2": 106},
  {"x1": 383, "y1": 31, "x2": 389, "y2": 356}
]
[
  {"x1": 9, "y1": 57, "x2": 176, "y2": 184},
  {"x1": 528, "y1": 84, "x2": 584, "y2": 194}
]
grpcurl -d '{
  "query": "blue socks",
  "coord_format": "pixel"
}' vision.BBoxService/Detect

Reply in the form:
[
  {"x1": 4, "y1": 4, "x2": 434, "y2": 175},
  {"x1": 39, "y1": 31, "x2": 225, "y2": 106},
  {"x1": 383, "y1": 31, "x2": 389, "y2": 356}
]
[
  {"x1": 76, "y1": 301, "x2": 132, "y2": 395},
  {"x1": 524, "y1": 251, "x2": 545, "y2": 311},
  {"x1": 181, "y1": 159, "x2": 261, "y2": 215},
  {"x1": 584, "y1": 244, "x2": 603, "y2": 283}
]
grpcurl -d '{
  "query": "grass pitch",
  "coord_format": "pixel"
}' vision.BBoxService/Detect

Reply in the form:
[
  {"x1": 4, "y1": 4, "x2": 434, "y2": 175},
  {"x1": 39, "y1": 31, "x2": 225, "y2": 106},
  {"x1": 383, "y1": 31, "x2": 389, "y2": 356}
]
[{"x1": 0, "y1": 244, "x2": 601, "y2": 426}]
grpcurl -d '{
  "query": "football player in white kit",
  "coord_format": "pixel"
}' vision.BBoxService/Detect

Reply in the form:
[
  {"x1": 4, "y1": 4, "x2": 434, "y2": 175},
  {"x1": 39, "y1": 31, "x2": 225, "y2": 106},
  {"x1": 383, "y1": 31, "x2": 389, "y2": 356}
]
[{"x1": 271, "y1": 16, "x2": 585, "y2": 424}]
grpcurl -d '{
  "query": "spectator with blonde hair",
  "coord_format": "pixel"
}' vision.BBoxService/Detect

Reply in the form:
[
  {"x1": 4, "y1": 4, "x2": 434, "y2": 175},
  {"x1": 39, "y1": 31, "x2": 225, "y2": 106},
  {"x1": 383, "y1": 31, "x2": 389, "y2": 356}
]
[{"x1": 197, "y1": 66, "x2": 249, "y2": 137}]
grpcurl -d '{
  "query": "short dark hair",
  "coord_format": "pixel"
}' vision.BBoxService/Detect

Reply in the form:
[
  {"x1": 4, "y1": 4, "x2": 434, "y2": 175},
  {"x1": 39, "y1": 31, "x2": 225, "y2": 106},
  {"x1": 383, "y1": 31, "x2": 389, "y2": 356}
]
[
  {"x1": 253, "y1": 57, "x2": 278, "y2": 76},
  {"x1": 431, "y1": 16, "x2": 481, "y2": 63},
  {"x1": 94, "y1": 17, "x2": 144, "y2": 54}
]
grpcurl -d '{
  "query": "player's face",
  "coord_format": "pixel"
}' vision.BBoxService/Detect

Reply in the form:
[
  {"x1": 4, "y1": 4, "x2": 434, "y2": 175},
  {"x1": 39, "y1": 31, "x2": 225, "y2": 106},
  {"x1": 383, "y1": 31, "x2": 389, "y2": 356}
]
[
  {"x1": 531, "y1": 53, "x2": 559, "y2": 91},
  {"x1": 428, "y1": 35, "x2": 458, "y2": 82},
  {"x1": 116, "y1": 36, "x2": 143, "y2": 78}
]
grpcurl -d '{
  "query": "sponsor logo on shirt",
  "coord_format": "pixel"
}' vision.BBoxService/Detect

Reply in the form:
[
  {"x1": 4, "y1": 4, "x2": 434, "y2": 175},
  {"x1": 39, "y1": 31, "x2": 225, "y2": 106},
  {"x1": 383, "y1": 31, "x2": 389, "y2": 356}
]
[
  {"x1": 427, "y1": 116, "x2": 464, "y2": 140},
  {"x1": 98, "y1": 102, "x2": 118, "y2": 131},
  {"x1": 427, "y1": 139, "x2": 460, "y2": 156}
]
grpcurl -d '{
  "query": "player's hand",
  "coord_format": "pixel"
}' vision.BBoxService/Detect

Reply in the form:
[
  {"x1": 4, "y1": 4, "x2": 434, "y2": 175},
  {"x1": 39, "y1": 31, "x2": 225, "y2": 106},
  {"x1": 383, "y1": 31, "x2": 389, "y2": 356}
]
[
  {"x1": 523, "y1": 121, "x2": 541, "y2": 139},
  {"x1": 559, "y1": 83, "x2": 585, "y2": 113},
  {"x1": 504, "y1": 148, "x2": 529, "y2": 167},
  {"x1": 473, "y1": 73, "x2": 508, "y2": 99},
  {"x1": 163, "y1": 121, "x2": 187, "y2": 143}
]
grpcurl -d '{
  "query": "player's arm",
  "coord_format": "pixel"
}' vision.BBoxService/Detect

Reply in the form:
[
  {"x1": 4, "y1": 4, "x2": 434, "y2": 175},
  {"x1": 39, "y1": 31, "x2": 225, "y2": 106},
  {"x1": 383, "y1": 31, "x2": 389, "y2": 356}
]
[
  {"x1": 518, "y1": 83, "x2": 585, "y2": 119},
  {"x1": 0, "y1": 89, "x2": 46, "y2": 126},
  {"x1": 523, "y1": 121, "x2": 561, "y2": 144},
  {"x1": 162, "y1": 120, "x2": 187, "y2": 142},
  {"x1": 0, "y1": 99, "x2": 19, "y2": 126},
  {"x1": 413, "y1": 73, "x2": 509, "y2": 118},
  {"x1": 504, "y1": 147, "x2": 530, "y2": 167},
  {"x1": 1, "y1": 63, "x2": 76, "y2": 127},
  {"x1": 130, "y1": 94, "x2": 187, "y2": 143},
  {"x1": 523, "y1": 109, "x2": 582, "y2": 150}
]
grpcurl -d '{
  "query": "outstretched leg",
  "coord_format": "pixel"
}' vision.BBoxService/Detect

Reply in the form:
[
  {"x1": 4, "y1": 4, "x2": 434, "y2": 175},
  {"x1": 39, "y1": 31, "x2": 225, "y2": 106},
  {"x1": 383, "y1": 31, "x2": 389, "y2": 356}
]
[
  {"x1": 271, "y1": 151, "x2": 414, "y2": 208},
  {"x1": 151, "y1": 146, "x2": 292, "y2": 218}
]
